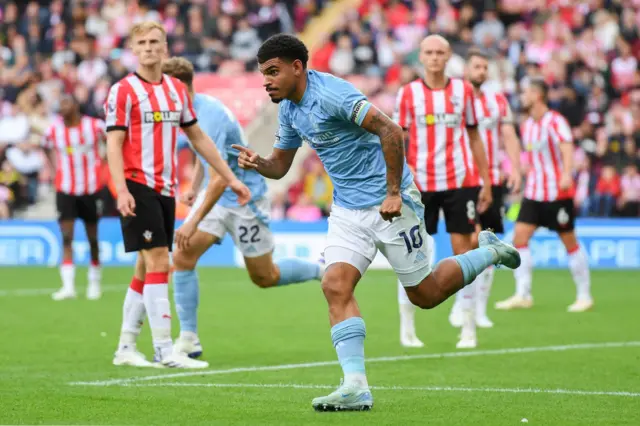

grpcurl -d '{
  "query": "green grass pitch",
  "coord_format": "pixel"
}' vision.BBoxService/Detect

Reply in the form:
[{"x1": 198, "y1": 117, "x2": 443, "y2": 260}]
[{"x1": 1, "y1": 267, "x2": 639, "y2": 425}]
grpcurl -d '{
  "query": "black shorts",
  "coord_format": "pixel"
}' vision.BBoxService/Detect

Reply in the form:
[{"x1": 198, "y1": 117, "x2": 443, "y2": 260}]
[
  {"x1": 517, "y1": 198, "x2": 575, "y2": 232},
  {"x1": 477, "y1": 185, "x2": 506, "y2": 234},
  {"x1": 120, "y1": 180, "x2": 176, "y2": 253},
  {"x1": 56, "y1": 192, "x2": 102, "y2": 223},
  {"x1": 421, "y1": 187, "x2": 479, "y2": 235}
]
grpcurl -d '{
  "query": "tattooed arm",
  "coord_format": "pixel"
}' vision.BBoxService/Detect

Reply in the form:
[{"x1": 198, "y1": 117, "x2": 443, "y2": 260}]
[{"x1": 360, "y1": 106, "x2": 405, "y2": 197}]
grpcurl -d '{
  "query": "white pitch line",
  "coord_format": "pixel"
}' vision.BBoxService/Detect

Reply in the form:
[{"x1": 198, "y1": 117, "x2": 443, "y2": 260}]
[
  {"x1": 0, "y1": 284, "x2": 125, "y2": 297},
  {"x1": 122, "y1": 382, "x2": 640, "y2": 398},
  {"x1": 68, "y1": 341, "x2": 640, "y2": 386}
]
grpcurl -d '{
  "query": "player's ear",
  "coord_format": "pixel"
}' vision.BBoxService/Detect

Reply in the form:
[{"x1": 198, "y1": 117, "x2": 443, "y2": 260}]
[{"x1": 292, "y1": 59, "x2": 303, "y2": 76}]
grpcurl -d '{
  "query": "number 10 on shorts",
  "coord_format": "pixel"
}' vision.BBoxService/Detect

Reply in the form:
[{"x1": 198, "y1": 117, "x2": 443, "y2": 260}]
[{"x1": 399, "y1": 225, "x2": 423, "y2": 254}]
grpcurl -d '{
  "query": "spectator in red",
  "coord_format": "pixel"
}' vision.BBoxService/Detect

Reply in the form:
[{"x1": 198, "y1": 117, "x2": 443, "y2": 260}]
[{"x1": 594, "y1": 165, "x2": 621, "y2": 217}]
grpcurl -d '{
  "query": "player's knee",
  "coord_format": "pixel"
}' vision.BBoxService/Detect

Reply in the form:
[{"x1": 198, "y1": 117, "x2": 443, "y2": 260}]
[
  {"x1": 249, "y1": 269, "x2": 277, "y2": 288},
  {"x1": 321, "y1": 277, "x2": 351, "y2": 304},
  {"x1": 172, "y1": 250, "x2": 197, "y2": 271},
  {"x1": 405, "y1": 287, "x2": 438, "y2": 310}
]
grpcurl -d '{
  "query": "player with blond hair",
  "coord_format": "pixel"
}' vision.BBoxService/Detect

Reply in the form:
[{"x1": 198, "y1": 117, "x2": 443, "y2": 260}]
[{"x1": 105, "y1": 22, "x2": 250, "y2": 368}]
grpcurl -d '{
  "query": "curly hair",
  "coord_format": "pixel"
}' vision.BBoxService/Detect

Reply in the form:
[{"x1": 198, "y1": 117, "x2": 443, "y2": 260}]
[{"x1": 257, "y1": 34, "x2": 309, "y2": 69}]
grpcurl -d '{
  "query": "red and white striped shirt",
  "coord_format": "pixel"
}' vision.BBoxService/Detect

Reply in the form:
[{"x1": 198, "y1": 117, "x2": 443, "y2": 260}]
[
  {"x1": 521, "y1": 110, "x2": 574, "y2": 202},
  {"x1": 44, "y1": 116, "x2": 106, "y2": 196},
  {"x1": 393, "y1": 78, "x2": 477, "y2": 192},
  {"x1": 465, "y1": 90, "x2": 514, "y2": 187},
  {"x1": 105, "y1": 73, "x2": 197, "y2": 197}
]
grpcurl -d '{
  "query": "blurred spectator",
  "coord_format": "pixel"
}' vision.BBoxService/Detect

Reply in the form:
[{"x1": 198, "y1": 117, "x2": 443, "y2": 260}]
[
  {"x1": 0, "y1": 0, "x2": 326, "y2": 218},
  {"x1": 0, "y1": 183, "x2": 12, "y2": 219},
  {"x1": 574, "y1": 154, "x2": 594, "y2": 218},
  {"x1": 4, "y1": 142, "x2": 43, "y2": 205},
  {"x1": 286, "y1": 193, "x2": 323, "y2": 222},
  {"x1": 1, "y1": 0, "x2": 640, "y2": 219},
  {"x1": 594, "y1": 165, "x2": 621, "y2": 217},
  {"x1": 303, "y1": 160, "x2": 333, "y2": 215},
  {"x1": 618, "y1": 163, "x2": 640, "y2": 217},
  {"x1": 271, "y1": 191, "x2": 289, "y2": 221}
]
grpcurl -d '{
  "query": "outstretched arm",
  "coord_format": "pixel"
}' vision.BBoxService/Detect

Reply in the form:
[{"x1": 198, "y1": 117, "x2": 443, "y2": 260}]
[
  {"x1": 233, "y1": 145, "x2": 298, "y2": 180},
  {"x1": 360, "y1": 106, "x2": 405, "y2": 197}
]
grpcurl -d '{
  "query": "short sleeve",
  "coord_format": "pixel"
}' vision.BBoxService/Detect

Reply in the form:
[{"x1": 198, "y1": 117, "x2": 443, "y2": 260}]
[
  {"x1": 393, "y1": 85, "x2": 412, "y2": 129},
  {"x1": 105, "y1": 82, "x2": 131, "y2": 132},
  {"x1": 553, "y1": 114, "x2": 573, "y2": 143},
  {"x1": 180, "y1": 85, "x2": 197, "y2": 128},
  {"x1": 274, "y1": 104, "x2": 302, "y2": 150},
  {"x1": 464, "y1": 82, "x2": 478, "y2": 128},
  {"x1": 325, "y1": 78, "x2": 372, "y2": 126}
]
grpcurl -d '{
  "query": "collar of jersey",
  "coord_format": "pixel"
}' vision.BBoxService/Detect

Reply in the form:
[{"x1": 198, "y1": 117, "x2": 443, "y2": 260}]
[{"x1": 135, "y1": 72, "x2": 164, "y2": 85}]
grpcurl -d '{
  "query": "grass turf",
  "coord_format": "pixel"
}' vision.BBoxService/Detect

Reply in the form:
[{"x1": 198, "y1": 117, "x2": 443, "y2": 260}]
[{"x1": 0, "y1": 267, "x2": 638, "y2": 425}]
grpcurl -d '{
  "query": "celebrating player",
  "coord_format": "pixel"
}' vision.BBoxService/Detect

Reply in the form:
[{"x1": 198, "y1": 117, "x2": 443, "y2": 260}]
[
  {"x1": 236, "y1": 34, "x2": 520, "y2": 412},
  {"x1": 495, "y1": 79, "x2": 593, "y2": 312},
  {"x1": 44, "y1": 94, "x2": 105, "y2": 301},
  {"x1": 393, "y1": 36, "x2": 493, "y2": 349},
  {"x1": 161, "y1": 57, "x2": 324, "y2": 359},
  {"x1": 448, "y1": 48, "x2": 522, "y2": 329},
  {"x1": 105, "y1": 22, "x2": 250, "y2": 368}
]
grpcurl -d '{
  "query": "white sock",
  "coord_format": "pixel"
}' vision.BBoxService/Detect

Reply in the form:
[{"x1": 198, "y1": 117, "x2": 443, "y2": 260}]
[
  {"x1": 119, "y1": 286, "x2": 146, "y2": 351},
  {"x1": 514, "y1": 247, "x2": 532, "y2": 298},
  {"x1": 59, "y1": 263, "x2": 75, "y2": 291},
  {"x1": 344, "y1": 373, "x2": 369, "y2": 388},
  {"x1": 397, "y1": 280, "x2": 417, "y2": 337},
  {"x1": 88, "y1": 264, "x2": 101, "y2": 288},
  {"x1": 143, "y1": 273, "x2": 173, "y2": 358},
  {"x1": 476, "y1": 267, "x2": 494, "y2": 318},
  {"x1": 459, "y1": 277, "x2": 477, "y2": 338},
  {"x1": 459, "y1": 276, "x2": 478, "y2": 313},
  {"x1": 568, "y1": 246, "x2": 591, "y2": 301}
]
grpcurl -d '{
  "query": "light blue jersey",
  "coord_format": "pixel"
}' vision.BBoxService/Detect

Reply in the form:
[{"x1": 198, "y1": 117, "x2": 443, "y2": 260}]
[
  {"x1": 274, "y1": 70, "x2": 414, "y2": 210},
  {"x1": 179, "y1": 94, "x2": 267, "y2": 208}
]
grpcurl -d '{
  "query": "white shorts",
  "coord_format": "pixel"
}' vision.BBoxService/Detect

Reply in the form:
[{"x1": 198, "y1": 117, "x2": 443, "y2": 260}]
[
  {"x1": 324, "y1": 184, "x2": 433, "y2": 287},
  {"x1": 186, "y1": 191, "x2": 275, "y2": 258}
]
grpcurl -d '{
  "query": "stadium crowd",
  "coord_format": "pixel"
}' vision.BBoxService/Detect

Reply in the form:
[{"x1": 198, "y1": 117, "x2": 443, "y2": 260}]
[{"x1": 0, "y1": 0, "x2": 639, "y2": 220}]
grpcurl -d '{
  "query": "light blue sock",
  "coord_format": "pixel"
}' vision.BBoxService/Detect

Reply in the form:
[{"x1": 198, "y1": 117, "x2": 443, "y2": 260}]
[
  {"x1": 276, "y1": 258, "x2": 320, "y2": 286},
  {"x1": 331, "y1": 317, "x2": 366, "y2": 377},
  {"x1": 173, "y1": 269, "x2": 199, "y2": 333},
  {"x1": 454, "y1": 247, "x2": 498, "y2": 285}
]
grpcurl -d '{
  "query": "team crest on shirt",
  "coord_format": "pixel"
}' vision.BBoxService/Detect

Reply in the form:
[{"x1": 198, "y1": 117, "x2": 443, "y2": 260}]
[
  {"x1": 144, "y1": 111, "x2": 181, "y2": 126},
  {"x1": 450, "y1": 95, "x2": 462, "y2": 108},
  {"x1": 168, "y1": 91, "x2": 179, "y2": 103}
]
